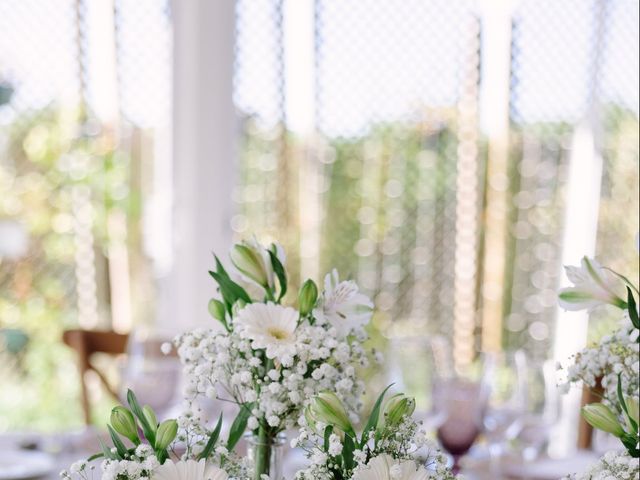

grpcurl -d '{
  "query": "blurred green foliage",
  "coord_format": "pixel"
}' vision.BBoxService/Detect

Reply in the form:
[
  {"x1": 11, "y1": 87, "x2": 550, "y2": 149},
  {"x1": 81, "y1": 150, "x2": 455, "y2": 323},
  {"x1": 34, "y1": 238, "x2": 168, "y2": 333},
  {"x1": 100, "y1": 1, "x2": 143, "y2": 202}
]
[{"x1": 0, "y1": 106, "x2": 135, "y2": 431}]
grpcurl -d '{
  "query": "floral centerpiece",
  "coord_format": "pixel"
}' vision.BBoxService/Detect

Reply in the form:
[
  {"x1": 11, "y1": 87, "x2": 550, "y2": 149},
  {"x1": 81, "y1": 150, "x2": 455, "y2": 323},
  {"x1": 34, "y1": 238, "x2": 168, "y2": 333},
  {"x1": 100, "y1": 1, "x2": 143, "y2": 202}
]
[
  {"x1": 60, "y1": 390, "x2": 231, "y2": 480},
  {"x1": 173, "y1": 239, "x2": 378, "y2": 479},
  {"x1": 61, "y1": 238, "x2": 457, "y2": 480},
  {"x1": 293, "y1": 388, "x2": 458, "y2": 480},
  {"x1": 558, "y1": 256, "x2": 639, "y2": 479}
]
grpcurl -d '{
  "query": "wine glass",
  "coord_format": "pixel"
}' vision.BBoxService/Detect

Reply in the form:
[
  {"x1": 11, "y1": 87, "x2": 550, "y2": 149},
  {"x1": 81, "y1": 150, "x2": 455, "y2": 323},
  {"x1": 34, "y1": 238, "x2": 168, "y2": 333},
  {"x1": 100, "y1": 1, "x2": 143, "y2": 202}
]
[
  {"x1": 435, "y1": 377, "x2": 486, "y2": 474},
  {"x1": 119, "y1": 328, "x2": 182, "y2": 417},
  {"x1": 517, "y1": 360, "x2": 559, "y2": 473},
  {"x1": 481, "y1": 350, "x2": 527, "y2": 475},
  {"x1": 387, "y1": 335, "x2": 449, "y2": 429}
]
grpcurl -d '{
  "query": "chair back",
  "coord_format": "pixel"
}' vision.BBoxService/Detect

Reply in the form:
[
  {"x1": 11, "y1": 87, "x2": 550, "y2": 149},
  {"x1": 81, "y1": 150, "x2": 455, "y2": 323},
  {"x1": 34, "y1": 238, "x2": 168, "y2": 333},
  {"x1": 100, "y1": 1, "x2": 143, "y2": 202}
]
[{"x1": 63, "y1": 329, "x2": 129, "y2": 424}]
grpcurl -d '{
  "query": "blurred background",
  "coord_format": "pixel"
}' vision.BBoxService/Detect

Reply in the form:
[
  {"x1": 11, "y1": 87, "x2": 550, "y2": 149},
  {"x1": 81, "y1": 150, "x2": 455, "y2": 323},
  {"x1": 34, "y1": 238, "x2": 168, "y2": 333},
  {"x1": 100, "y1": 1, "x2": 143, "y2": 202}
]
[{"x1": 0, "y1": 0, "x2": 638, "y2": 443}]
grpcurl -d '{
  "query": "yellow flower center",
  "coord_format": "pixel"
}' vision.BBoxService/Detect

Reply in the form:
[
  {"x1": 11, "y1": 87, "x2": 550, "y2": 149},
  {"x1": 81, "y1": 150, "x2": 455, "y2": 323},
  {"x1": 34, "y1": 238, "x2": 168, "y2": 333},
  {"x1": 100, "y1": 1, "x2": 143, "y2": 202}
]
[{"x1": 267, "y1": 326, "x2": 290, "y2": 340}]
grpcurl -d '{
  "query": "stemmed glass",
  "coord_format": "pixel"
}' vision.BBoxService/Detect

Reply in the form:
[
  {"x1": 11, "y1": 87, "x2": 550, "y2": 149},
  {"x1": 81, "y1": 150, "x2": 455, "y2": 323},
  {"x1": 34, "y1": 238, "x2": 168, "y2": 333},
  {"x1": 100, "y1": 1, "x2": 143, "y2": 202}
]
[
  {"x1": 435, "y1": 377, "x2": 487, "y2": 474},
  {"x1": 481, "y1": 350, "x2": 527, "y2": 476},
  {"x1": 430, "y1": 344, "x2": 487, "y2": 474},
  {"x1": 119, "y1": 328, "x2": 182, "y2": 417},
  {"x1": 517, "y1": 359, "x2": 559, "y2": 475}
]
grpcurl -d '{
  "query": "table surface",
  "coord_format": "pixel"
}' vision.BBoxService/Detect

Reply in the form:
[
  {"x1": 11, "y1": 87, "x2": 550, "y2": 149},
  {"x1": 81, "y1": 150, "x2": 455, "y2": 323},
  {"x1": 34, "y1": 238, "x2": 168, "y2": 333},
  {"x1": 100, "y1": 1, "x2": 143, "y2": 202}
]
[{"x1": 0, "y1": 430, "x2": 599, "y2": 480}]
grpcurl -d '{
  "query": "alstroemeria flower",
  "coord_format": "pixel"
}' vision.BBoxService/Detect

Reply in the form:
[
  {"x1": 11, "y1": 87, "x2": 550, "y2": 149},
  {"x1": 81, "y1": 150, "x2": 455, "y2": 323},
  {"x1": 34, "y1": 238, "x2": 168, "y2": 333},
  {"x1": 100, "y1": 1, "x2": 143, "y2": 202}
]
[
  {"x1": 352, "y1": 454, "x2": 430, "y2": 480},
  {"x1": 558, "y1": 257, "x2": 627, "y2": 311},
  {"x1": 314, "y1": 269, "x2": 373, "y2": 336}
]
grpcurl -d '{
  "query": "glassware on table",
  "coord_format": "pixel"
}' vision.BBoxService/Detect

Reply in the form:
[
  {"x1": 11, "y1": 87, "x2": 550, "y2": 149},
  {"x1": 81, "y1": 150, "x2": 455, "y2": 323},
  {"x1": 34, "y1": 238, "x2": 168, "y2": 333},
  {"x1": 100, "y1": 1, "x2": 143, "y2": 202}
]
[
  {"x1": 517, "y1": 359, "x2": 559, "y2": 472},
  {"x1": 435, "y1": 377, "x2": 486, "y2": 474},
  {"x1": 245, "y1": 432, "x2": 287, "y2": 480},
  {"x1": 119, "y1": 328, "x2": 182, "y2": 417},
  {"x1": 387, "y1": 335, "x2": 449, "y2": 429},
  {"x1": 432, "y1": 349, "x2": 488, "y2": 475},
  {"x1": 481, "y1": 350, "x2": 528, "y2": 476}
]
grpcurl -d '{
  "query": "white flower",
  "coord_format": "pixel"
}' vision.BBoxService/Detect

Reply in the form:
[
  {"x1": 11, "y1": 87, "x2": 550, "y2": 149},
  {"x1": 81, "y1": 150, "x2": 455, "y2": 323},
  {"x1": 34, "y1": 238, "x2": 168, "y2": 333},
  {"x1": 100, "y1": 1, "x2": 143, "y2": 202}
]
[
  {"x1": 235, "y1": 303, "x2": 298, "y2": 362},
  {"x1": 153, "y1": 459, "x2": 228, "y2": 480},
  {"x1": 314, "y1": 270, "x2": 373, "y2": 336},
  {"x1": 559, "y1": 257, "x2": 627, "y2": 311},
  {"x1": 352, "y1": 455, "x2": 429, "y2": 480}
]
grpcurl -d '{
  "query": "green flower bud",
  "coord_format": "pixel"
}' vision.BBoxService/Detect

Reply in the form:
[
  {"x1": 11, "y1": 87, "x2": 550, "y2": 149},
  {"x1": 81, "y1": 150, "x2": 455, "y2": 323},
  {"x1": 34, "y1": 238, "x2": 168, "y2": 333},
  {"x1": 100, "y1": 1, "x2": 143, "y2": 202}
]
[
  {"x1": 110, "y1": 406, "x2": 139, "y2": 443},
  {"x1": 624, "y1": 396, "x2": 639, "y2": 429},
  {"x1": 143, "y1": 405, "x2": 158, "y2": 433},
  {"x1": 304, "y1": 404, "x2": 318, "y2": 433},
  {"x1": 298, "y1": 279, "x2": 318, "y2": 316},
  {"x1": 582, "y1": 403, "x2": 625, "y2": 438},
  {"x1": 208, "y1": 298, "x2": 226, "y2": 322},
  {"x1": 377, "y1": 393, "x2": 416, "y2": 432},
  {"x1": 155, "y1": 419, "x2": 178, "y2": 450},
  {"x1": 230, "y1": 244, "x2": 269, "y2": 288},
  {"x1": 309, "y1": 391, "x2": 353, "y2": 435}
]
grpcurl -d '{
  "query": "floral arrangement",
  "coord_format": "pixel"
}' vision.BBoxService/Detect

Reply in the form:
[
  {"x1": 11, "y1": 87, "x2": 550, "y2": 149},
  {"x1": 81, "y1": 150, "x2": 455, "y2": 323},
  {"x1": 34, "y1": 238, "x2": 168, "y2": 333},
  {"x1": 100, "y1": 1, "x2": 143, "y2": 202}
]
[
  {"x1": 61, "y1": 238, "x2": 456, "y2": 480},
  {"x1": 293, "y1": 388, "x2": 457, "y2": 480},
  {"x1": 558, "y1": 257, "x2": 640, "y2": 404},
  {"x1": 558, "y1": 256, "x2": 640, "y2": 478},
  {"x1": 563, "y1": 450, "x2": 639, "y2": 480},
  {"x1": 60, "y1": 390, "x2": 230, "y2": 480},
  {"x1": 173, "y1": 238, "x2": 378, "y2": 479}
]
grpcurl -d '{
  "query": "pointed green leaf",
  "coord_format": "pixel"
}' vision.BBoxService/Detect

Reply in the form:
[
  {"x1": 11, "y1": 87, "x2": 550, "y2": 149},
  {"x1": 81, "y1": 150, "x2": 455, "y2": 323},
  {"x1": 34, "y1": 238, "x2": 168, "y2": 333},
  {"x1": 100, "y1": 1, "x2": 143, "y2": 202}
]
[
  {"x1": 98, "y1": 436, "x2": 116, "y2": 460},
  {"x1": 126, "y1": 389, "x2": 156, "y2": 445},
  {"x1": 226, "y1": 403, "x2": 253, "y2": 451},
  {"x1": 360, "y1": 384, "x2": 393, "y2": 448},
  {"x1": 627, "y1": 287, "x2": 639, "y2": 329},
  {"x1": 323, "y1": 424, "x2": 333, "y2": 453},
  {"x1": 209, "y1": 270, "x2": 252, "y2": 310},
  {"x1": 268, "y1": 249, "x2": 287, "y2": 301},
  {"x1": 107, "y1": 424, "x2": 128, "y2": 458},
  {"x1": 198, "y1": 413, "x2": 223, "y2": 460},
  {"x1": 342, "y1": 432, "x2": 355, "y2": 471}
]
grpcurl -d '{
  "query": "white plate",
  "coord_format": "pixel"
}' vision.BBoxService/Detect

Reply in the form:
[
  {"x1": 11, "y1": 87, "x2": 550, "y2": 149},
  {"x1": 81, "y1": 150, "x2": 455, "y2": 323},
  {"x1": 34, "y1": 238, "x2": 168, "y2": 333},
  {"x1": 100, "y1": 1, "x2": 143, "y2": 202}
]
[{"x1": 0, "y1": 450, "x2": 55, "y2": 480}]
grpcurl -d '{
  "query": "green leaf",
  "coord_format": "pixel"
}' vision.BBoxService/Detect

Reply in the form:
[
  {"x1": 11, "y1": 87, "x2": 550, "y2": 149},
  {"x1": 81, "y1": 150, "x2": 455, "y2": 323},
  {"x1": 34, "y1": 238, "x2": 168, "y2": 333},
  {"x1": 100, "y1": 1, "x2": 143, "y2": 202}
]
[
  {"x1": 268, "y1": 249, "x2": 287, "y2": 301},
  {"x1": 627, "y1": 287, "x2": 639, "y2": 329},
  {"x1": 107, "y1": 424, "x2": 128, "y2": 458},
  {"x1": 98, "y1": 436, "x2": 116, "y2": 460},
  {"x1": 126, "y1": 389, "x2": 156, "y2": 446},
  {"x1": 198, "y1": 414, "x2": 223, "y2": 460},
  {"x1": 209, "y1": 270, "x2": 252, "y2": 311},
  {"x1": 323, "y1": 424, "x2": 333, "y2": 453},
  {"x1": 342, "y1": 432, "x2": 355, "y2": 471},
  {"x1": 226, "y1": 403, "x2": 253, "y2": 451},
  {"x1": 360, "y1": 384, "x2": 393, "y2": 448},
  {"x1": 214, "y1": 254, "x2": 229, "y2": 277},
  {"x1": 87, "y1": 452, "x2": 104, "y2": 462},
  {"x1": 617, "y1": 373, "x2": 639, "y2": 433}
]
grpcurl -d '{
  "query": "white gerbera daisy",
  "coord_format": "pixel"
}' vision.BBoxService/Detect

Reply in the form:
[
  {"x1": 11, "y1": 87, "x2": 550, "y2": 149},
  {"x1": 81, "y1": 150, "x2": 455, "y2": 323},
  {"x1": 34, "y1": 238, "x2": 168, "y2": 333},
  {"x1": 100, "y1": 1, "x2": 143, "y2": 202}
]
[
  {"x1": 153, "y1": 459, "x2": 228, "y2": 480},
  {"x1": 235, "y1": 303, "x2": 298, "y2": 361},
  {"x1": 314, "y1": 269, "x2": 373, "y2": 336},
  {"x1": 352, "y1": 454, "x2": 430, "y2": 480}
]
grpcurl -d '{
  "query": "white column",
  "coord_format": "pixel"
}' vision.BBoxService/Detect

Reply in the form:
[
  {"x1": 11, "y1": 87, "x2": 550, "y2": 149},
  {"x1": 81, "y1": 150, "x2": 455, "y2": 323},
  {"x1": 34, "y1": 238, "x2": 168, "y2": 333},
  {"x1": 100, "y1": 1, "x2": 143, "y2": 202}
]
[
  {"x1": 550, "y1": 123, "x2": 603, "y2": 456},
  {"x1": 162, "y1": 0, "x2": 236, "y2": 332}
]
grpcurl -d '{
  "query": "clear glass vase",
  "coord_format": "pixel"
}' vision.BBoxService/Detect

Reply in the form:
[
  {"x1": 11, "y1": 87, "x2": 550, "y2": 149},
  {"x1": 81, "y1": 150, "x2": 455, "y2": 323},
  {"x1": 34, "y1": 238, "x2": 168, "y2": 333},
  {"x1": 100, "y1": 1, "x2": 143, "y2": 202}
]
[{"x1": 245, "y1": 432, "x2": 287, "y2": 480}]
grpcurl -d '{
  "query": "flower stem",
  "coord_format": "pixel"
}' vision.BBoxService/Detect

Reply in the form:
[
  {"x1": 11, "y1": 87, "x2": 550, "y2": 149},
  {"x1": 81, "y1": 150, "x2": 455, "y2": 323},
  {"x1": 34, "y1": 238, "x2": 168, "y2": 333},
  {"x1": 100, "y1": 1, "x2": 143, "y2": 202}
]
[{"x1": 254, "y1": 424, "x2": 272, "y2": 480}]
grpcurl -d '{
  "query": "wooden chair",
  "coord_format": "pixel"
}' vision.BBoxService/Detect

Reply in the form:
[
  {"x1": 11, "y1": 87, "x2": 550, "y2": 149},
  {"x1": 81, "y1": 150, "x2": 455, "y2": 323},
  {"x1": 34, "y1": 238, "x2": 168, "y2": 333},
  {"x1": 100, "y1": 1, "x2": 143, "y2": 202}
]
[
  {"x1": 63, "y1": 329, "x2": 129, "y2": 424},
  {"x1": 577, "y1": 377, "x2": 604, "y2": 450}
]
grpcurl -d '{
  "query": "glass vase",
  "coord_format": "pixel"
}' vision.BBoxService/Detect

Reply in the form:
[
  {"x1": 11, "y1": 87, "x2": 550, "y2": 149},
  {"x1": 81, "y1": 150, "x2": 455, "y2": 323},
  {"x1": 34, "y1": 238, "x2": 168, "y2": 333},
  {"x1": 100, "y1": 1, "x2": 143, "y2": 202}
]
[{"x1": 245, "y1": 431, "x2": 287, "y2": 480}]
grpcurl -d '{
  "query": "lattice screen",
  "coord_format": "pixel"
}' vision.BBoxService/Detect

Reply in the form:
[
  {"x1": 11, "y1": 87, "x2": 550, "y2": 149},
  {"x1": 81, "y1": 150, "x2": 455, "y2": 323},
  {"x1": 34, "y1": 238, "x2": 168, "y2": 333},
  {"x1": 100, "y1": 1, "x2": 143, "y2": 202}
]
[
  {"x1": 234, "y1": 0, "x2": 640, "y2": 363},
  {"x1": 0, "y1": 0, "x2": 171, "y2": 428}
]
